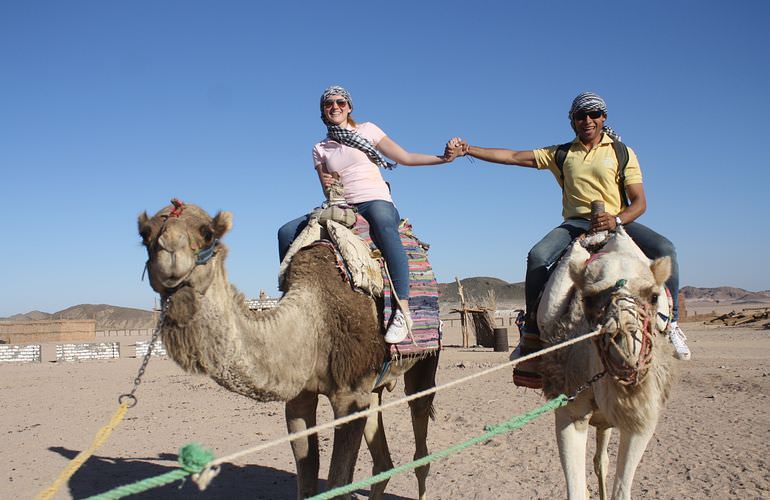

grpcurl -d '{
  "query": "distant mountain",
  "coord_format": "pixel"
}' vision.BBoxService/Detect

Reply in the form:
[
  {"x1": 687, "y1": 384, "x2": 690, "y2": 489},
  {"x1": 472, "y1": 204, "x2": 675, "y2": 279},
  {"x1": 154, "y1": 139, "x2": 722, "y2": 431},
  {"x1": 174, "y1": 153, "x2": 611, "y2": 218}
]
[
  {"x1": 680, "y1": 286, "x2": 770, "y2": 303},
  {"x1": 1, "y1": 304, "x2": 156, "y2": 330},
  {"x1": 439, "y1": 277, "x2": 525, "y2": 308},
  {"x1": 2, "y1": 283, "x2": 768, "y2": 328}
]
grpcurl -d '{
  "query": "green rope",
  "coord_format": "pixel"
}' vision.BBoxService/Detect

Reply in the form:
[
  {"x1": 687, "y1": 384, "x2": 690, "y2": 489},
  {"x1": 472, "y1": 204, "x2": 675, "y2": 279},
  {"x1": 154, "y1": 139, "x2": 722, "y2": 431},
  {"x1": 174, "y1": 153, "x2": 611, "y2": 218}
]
[
  {"x1": 84, "y1": 396, "x2": 567, "y2": 500},
  {"x1": 85, "y1": 443, "x2": 215, "y2": 500},
  {"x1": 308, "y1": 395, "x2": 569, "y2": 500}
]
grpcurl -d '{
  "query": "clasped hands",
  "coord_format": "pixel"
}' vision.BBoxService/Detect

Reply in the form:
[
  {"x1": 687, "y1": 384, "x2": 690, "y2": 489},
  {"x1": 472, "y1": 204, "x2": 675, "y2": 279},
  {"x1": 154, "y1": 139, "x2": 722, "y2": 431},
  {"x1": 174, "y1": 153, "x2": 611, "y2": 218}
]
[{"x1": 442, "y1": 137, "x2": 469, "y2": 161}]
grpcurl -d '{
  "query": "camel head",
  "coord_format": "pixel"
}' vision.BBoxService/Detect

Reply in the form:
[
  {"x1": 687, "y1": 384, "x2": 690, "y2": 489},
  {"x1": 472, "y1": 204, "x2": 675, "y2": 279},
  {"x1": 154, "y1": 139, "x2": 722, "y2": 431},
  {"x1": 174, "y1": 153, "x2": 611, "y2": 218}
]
[
  {"x1": 570, "y1": 251, "x2": 671, "y2": 385},
  {"x1": 138, "y1": 200, "x2": 232, "y2": 297}
]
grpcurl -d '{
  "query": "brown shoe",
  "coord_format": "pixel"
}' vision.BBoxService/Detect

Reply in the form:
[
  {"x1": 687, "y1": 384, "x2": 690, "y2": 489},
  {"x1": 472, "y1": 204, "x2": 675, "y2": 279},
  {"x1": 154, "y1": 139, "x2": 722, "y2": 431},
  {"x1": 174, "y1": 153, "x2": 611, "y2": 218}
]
[
  {"x1": 511, "y1": 333, "x2": 543, "y2": 389},
  {"x1": 513, "y1": 368, "x2": 543, "y2": 389}
]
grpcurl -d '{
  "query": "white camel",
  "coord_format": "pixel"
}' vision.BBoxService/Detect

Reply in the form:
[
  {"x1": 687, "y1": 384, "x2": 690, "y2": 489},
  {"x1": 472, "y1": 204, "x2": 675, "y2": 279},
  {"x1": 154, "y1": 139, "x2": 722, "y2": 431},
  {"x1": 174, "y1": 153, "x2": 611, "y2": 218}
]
[{"x1": 537, "y1": 227, "x2": 675, "y2": 499}]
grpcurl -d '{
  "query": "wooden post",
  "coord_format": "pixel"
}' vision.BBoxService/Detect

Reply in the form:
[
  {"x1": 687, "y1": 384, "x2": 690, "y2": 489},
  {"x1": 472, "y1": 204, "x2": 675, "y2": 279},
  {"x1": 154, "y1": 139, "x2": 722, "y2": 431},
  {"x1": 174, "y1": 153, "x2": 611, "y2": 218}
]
[{"x1": 456, "y1": 276, "x2": 469, "y2": 348}]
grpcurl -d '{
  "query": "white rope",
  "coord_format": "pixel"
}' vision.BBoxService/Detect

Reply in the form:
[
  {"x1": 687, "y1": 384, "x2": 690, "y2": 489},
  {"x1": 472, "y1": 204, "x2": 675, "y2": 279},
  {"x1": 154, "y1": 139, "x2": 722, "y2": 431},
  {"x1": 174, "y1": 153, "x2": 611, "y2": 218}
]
[{"x1": 194, "y1": 327, "x2": 603, "y2": 485}]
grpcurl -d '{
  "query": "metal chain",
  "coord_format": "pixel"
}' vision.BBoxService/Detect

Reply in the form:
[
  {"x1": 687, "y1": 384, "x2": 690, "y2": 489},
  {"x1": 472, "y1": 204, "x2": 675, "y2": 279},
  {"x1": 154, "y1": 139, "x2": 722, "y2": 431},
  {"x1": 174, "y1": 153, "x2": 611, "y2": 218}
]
[
  {"x1": 118, "y1": 298, "x2": 167, "y2": 408},
  {"x1": 568, "y1": 370, "x2": 607, "y2": 401}
]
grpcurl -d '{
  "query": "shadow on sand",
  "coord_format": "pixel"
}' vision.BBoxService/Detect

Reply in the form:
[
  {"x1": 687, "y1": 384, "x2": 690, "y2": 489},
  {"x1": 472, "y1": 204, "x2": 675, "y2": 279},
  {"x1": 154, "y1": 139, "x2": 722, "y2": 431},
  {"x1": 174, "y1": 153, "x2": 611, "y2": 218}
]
[{"x1": 49, "y1": 446, "x2": 409, "y2": 499}]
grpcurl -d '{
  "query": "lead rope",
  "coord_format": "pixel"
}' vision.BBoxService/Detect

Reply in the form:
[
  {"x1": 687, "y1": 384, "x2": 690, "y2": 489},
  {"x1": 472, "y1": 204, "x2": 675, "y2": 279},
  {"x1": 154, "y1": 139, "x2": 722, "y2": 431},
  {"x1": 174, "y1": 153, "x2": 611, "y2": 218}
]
[{"x1": 35, "y1": 301, "x2": 167, "y2": 500}]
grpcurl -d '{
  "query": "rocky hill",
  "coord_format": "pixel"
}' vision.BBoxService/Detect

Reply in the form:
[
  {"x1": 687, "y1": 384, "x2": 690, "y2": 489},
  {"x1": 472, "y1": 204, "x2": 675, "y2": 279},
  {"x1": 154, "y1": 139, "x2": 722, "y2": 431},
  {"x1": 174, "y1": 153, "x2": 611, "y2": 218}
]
[
  {"x1": 439, "y1": 277, "x2": 525, "y2": 309},
  {"x1": 2, "y1": 304, "x2": 157, "y2": 330},
  {"x1": 680, "y1": 286, "x2": 770, "y2": 303},
  {"x1": 2, "y1": 283, "x2": 768, "y2": 330}
]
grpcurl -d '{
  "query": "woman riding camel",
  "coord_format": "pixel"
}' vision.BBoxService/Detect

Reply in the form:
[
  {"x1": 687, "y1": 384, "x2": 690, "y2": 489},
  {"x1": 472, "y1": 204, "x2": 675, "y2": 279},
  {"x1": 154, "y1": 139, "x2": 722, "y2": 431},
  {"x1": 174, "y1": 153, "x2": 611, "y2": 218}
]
[{"x1": 278, "y1": 85, "x2": 458, "y2": 343}]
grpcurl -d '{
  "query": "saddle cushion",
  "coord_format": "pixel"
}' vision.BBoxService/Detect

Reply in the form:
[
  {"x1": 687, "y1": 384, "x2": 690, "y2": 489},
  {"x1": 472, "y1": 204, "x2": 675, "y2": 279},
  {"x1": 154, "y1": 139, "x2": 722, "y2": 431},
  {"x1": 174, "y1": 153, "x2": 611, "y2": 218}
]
[
  {"x1": 353, "y1": 216, "x2": 441, "y2": 357},
  {"x1": 537, "y1": 227, "x2": 672, "y2": 342}
]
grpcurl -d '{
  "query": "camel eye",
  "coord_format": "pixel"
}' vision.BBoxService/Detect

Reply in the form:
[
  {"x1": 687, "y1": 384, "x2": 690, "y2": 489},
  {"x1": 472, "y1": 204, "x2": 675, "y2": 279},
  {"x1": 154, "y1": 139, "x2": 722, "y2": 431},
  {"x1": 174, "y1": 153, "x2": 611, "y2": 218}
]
[
  {"x1": 200, "y1": 226, "x2": 214, "y2": 241},
  {"x1": 651, "y1": 293, "x2": 660, "y2": 303},
  {"x1": 139, "y1": 225, "x2": 153, "y2": 246}
]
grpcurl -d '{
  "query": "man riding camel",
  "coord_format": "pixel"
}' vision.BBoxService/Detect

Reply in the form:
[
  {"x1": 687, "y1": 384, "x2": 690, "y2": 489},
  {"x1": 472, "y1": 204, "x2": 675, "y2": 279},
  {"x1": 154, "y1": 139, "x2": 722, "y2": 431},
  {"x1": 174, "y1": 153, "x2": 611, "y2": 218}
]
[{"x1": 448, "y1": 91, "x2": 690, "y2": 388}]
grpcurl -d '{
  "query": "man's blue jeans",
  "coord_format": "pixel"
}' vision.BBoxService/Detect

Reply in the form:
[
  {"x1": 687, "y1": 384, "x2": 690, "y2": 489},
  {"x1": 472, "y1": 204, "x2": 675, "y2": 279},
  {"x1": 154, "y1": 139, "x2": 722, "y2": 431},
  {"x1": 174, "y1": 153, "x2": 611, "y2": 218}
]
[
  {"x1": 525, "y1": 218, "x2": 680, "y2": 333},
  {"x1": 277, "y1": 200, "x2": 410, "y2": 299}
]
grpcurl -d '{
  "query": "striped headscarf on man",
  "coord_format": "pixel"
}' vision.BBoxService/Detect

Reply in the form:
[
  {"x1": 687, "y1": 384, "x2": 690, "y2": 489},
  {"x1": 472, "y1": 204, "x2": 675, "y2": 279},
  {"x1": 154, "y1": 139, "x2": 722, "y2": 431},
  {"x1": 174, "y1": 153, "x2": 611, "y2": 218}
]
[{"x1": 568, "y1": 92, "x2": 622, "y2": 142}]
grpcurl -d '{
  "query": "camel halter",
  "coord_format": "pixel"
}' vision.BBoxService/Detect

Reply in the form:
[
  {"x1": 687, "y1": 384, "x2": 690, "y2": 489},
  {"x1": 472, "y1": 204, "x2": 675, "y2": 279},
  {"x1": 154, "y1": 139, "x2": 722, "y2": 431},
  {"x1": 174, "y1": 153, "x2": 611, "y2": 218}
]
[{"x1": 594, "y1": 279, "x2": 655, "y2": 387}]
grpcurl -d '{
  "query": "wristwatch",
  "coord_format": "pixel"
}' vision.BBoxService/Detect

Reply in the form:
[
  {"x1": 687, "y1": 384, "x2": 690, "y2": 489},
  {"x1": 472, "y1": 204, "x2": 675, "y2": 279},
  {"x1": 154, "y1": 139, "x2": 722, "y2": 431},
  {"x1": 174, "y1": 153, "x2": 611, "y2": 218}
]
[{"x1": 614, "y1": 216, "x2": 623, "y2": 227}]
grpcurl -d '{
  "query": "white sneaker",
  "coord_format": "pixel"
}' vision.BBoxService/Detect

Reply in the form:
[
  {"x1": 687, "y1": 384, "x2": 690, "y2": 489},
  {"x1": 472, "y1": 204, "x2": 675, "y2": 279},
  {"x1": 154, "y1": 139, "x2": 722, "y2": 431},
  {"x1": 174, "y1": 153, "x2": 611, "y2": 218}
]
[
  {"x1": 668, "y1": 322, "x2": 691, "y2": 360},
  {"x1": 384, "y1": 310, "x2": 410, "y2": 344}
]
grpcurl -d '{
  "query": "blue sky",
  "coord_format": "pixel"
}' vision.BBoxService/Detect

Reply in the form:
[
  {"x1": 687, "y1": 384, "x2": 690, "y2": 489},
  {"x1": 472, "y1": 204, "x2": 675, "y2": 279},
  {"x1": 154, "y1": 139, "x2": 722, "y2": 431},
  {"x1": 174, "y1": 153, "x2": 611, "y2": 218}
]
[{"x1": 2, "y1": 1, "x2": 768, "y2": 316}]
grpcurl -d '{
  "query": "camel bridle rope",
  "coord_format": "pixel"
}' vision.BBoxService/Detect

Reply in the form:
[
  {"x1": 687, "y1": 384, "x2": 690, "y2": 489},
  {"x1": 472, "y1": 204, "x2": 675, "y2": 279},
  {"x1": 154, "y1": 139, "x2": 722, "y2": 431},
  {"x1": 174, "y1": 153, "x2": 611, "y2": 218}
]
[{"x1": 594, "y1": 282, "x2": 655, "y2": 387}]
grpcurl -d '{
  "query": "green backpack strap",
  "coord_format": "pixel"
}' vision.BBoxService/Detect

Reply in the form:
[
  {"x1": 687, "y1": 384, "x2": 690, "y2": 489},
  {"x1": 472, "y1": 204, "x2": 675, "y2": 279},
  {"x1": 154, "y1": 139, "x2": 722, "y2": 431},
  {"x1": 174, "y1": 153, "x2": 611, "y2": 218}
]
[{"x1": 555, "y1": 139, "x2": 631, "y2": 207}]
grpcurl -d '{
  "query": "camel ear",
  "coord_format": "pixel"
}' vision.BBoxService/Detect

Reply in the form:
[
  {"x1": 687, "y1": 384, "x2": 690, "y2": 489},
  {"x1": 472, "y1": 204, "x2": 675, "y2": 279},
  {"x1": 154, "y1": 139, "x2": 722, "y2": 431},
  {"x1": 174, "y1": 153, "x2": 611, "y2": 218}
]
[
  {"x1": 650, "y1": 256, "x2": 672, "y2": 287},
  {"x1": 138, "y1": 212, "x2": 151, "y2": 243},
  {"x1": 210, "y1": 211, "x2": 233, "y2": 238},
  {"x1": 569, "y1": 257, "x2": 588, "y2": 289}
]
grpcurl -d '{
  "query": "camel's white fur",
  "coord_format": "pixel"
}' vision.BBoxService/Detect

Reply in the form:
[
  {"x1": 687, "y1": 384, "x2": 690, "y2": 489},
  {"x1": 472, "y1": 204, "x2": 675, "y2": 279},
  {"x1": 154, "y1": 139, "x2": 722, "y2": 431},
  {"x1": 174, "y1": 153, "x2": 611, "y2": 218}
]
[{"x1": 538, "y1": 227, "x2": 675, "y2": 500}]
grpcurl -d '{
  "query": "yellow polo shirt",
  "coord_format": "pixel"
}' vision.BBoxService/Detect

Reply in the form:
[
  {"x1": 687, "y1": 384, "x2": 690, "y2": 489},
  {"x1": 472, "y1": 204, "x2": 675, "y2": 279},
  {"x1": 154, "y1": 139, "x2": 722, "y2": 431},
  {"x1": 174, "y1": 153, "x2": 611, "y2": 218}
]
[{"x1": 533, "y1": 134, "x2": 643, "y2": 220}]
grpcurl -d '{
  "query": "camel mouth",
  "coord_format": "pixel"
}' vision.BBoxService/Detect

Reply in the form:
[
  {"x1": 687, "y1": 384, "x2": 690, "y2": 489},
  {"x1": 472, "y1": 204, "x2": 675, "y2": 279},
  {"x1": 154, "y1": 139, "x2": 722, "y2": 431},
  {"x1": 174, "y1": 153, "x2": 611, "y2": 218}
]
[{"x1": 160, "y1": 276, "x2": 187, "y2": 290}]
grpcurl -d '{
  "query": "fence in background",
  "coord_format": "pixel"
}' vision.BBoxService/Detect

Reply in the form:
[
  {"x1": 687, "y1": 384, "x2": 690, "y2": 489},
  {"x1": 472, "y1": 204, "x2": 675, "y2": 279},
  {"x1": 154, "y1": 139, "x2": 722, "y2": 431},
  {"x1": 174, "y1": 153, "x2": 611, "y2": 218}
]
[
  {"x1": 56, "y1": 342, "x2": 120, "y2": 362},
  {"x1": 135, "y1": 340, "x2": 168, "y2": 358},
  {"x1": 0, "y1": 344, "x2": 41, "y2": 363},
  {"x1": 96, "y1": 329, "x2": 155, "y2": 338}
]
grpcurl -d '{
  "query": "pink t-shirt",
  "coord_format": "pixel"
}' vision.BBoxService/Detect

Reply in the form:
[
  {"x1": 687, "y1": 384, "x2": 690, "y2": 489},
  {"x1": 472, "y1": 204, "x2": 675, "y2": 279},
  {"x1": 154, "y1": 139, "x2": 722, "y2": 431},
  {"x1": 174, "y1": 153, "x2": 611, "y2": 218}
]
[{"x1": 312, "y1": 122, "x2": 392, "y2": 204}]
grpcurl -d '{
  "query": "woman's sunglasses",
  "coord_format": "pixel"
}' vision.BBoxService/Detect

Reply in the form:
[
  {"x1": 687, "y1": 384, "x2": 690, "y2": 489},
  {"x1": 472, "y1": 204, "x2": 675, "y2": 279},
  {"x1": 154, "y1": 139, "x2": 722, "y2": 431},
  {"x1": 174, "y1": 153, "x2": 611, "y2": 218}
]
[
  {"x1": 323, "y1": 99, "x2": 349, "y2": 109},
  {"x1": 573, "y1": 110, "x2": 604, "y2": 121}
]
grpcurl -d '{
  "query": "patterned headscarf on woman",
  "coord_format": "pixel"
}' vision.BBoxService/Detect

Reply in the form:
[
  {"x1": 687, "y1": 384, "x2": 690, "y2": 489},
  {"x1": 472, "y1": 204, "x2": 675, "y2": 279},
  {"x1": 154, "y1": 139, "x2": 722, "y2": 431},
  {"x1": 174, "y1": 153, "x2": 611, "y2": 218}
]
[
  {"x1": 320, "y1": 85, "x2": 396, "y2": 170},
  {"x1": 568, "y1": 92, "x2": 622, "y2": 142}
]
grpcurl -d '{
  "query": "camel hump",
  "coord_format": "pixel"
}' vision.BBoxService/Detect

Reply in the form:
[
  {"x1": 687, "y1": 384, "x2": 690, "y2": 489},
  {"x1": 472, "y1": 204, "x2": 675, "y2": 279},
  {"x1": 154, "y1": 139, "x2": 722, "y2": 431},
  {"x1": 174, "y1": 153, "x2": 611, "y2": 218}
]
[
  {"x1": 537, "y1": 240, "x2": 590, "y2": 338},
  {"x1": 277, "y1": 216, "x2": 384, "y2": 297}
]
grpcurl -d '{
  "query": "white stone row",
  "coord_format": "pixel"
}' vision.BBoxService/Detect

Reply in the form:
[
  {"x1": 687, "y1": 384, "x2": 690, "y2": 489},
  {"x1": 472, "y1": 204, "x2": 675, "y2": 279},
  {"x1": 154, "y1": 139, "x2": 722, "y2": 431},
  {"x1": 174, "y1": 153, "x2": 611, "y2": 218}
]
[
  {"x1": 135, "y1": 340, "x2": 168, "y2": 358},
  {"x1": 0, "y1": 344, "x2": 41, "y2": 363},
  {"x1": 56, "y1": 342, "x2": 120, "y2": 362},
  {"x1": 246, "y1": 298, "x2": 280, "y2": 310},
  {"x1": 95, "y1": 329, "x2": 156, "y2": 337}
]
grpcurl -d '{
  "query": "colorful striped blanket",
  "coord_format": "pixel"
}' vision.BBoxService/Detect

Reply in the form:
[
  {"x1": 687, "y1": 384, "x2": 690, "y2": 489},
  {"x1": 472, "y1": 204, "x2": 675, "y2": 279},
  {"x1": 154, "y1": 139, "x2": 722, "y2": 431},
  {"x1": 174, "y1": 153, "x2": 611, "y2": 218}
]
[{"x1": 352, "y1": 216, "x2": 441, "y2": 357}]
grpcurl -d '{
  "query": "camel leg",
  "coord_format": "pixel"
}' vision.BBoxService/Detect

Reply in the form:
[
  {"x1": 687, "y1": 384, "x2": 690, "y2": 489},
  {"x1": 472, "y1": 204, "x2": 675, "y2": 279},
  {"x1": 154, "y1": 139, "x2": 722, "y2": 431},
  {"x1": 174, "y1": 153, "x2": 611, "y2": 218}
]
[
  {"x1": 404, "y1": 355, "x2": 439, "y2": 500},
  {"x1": 363, "y1": 389, "x2": 393, "y2": 500},
  {"x1": 610, "y1": 428, "x2": 654, "y2": 500},
  {"x1": 285, "y1": 391, "x2": 320, "y2": 499},
  {"x1": 555, "y1": 406, "x2": 591, "y2": 500},
  {"x1": 593, "y1": 426, "x2": 612, "y2": 500},
  {"x1": 326, "y1": 391, "x2": 370, "y2": 499}
]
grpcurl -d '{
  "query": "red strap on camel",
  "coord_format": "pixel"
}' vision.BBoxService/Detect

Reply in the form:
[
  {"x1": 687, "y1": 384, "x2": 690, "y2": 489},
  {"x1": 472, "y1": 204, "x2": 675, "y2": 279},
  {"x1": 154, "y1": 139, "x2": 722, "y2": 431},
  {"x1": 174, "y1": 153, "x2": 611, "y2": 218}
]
[{"x1": 169, "y1": 198, "x2": 185, "y2": 218}]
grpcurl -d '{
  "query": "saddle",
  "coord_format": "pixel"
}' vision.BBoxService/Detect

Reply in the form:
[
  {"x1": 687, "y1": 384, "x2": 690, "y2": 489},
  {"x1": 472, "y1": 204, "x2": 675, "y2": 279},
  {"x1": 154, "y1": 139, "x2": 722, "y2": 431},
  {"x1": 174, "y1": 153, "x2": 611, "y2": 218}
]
[
  {"x1": 537, "y1": 227, "x2": 672, "y2": 342},
  {"x1": 278, "y1": 204, "x2": 384, "y2": 297},
  {"x1": 278, "y1": 206, "x2": 442, "y2": 357}
]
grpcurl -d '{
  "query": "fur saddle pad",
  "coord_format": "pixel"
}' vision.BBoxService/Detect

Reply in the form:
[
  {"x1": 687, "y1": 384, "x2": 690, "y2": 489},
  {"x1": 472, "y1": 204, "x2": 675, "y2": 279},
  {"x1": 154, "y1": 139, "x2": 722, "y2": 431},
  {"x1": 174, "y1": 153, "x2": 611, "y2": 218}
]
[
  {"x1": 279, "y1": 216, "x2": 384, "y2": 297},
  {"x1": 537, "y1": 226, "x2": 672, "y2": 341}
]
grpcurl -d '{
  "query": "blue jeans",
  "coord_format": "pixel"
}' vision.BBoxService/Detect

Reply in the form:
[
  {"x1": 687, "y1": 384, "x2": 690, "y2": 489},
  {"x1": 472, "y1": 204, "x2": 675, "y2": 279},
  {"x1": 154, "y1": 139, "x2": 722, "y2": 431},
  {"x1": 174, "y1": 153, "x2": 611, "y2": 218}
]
[
  {"x1": 525, "y1": 219, "x2": 680, "y2": 332},
  {"x1": 277, "y1": 200, "x2": 410, "y2": 299}
]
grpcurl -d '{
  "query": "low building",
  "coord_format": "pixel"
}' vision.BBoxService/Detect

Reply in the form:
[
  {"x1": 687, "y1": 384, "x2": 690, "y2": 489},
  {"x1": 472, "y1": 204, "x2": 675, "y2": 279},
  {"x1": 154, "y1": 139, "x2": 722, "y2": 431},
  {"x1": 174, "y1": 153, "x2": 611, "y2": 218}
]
[{"x1": 0, "y1": 319, "x2": 96, "y2": 344}]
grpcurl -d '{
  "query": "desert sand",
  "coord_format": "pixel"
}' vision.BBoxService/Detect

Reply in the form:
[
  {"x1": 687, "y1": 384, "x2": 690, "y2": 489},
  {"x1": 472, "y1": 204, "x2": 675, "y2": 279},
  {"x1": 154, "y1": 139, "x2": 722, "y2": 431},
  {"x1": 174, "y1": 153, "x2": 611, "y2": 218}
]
[{"x1": 2, "y1": 320, "x2": 768, "y2": 499}]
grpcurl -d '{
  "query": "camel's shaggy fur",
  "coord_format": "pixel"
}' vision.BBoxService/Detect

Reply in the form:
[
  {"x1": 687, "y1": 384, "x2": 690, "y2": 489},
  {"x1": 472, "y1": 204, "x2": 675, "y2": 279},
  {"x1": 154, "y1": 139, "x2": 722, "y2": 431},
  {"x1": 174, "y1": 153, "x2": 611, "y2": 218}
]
[
  {"x1": 138, "y1": 202, "x2": 438, "y2": 499},
  {"x1": 536, "y1": 228, "x2": 675, "y2": 500}
]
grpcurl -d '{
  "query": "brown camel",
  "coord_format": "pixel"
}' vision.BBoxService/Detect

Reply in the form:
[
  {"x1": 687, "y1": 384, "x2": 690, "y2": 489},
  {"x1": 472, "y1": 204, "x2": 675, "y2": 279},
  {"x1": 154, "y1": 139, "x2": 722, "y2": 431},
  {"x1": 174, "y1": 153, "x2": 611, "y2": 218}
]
[
  {"x1": 138, "y1": 202, "x2": 438, "y2": 499},
  {"x1": 536, "y1": 227, "x2": 674, "y2": 500}
]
